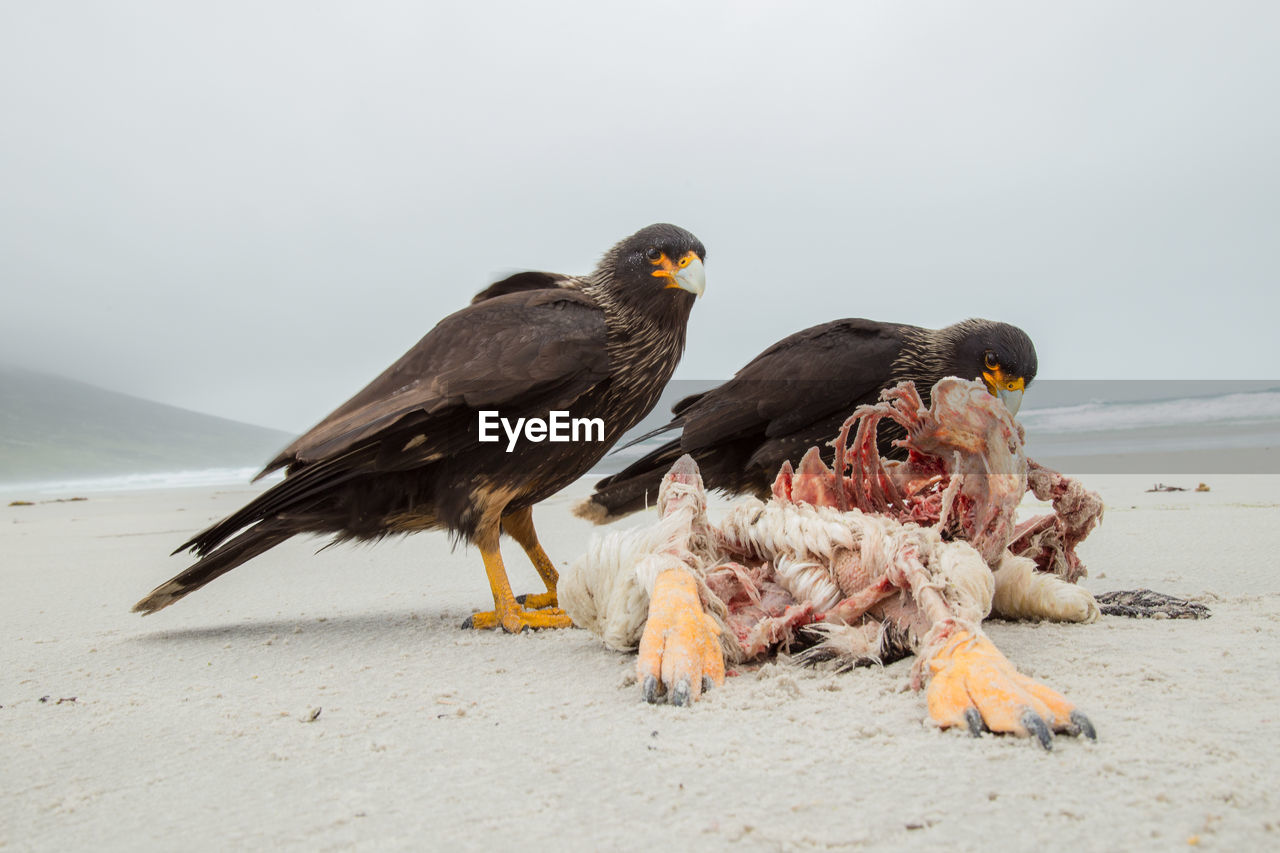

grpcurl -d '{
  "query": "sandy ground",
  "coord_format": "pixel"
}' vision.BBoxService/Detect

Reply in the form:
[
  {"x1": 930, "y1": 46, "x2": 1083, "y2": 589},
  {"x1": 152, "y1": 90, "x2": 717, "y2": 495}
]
[{"x1": 3, "y1": 470, "x2": 1279, "y2": 851}]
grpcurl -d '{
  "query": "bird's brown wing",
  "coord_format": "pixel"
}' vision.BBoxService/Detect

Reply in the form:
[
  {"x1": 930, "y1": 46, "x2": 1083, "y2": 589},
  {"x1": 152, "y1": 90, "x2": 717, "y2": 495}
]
[
  {"x1": 258, "y1": 288, "x2": 610, "y2": 476},
  {"x1": 676, "y1": 318, "x2": 912, "y2": 452}
]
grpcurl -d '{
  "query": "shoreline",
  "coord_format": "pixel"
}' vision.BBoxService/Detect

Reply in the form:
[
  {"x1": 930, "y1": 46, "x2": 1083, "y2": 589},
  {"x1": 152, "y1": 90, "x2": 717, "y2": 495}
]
[{"x1": 1032, "y1": 444, "x2": 1279, "y2": 475}]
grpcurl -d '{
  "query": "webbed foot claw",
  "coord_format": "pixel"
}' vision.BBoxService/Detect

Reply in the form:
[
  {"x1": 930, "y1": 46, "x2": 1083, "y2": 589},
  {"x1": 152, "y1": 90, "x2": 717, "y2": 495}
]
[
  {"x1": 1069, "y1": 709, "x2": 1097, "y2": 740},
  {"x1": 1021, "y1": 710, "x2": 1052, "y2": 750}
]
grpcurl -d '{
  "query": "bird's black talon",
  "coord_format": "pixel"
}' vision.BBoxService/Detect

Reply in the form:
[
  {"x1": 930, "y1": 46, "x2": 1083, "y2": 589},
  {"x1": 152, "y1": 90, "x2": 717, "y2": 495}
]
[
  {"x1": 964, "y1": 707, "x2": 984, "y2": 737},
  {"x1": 460, "y1": 615, "x2": 474, "y2": 630},
  {"x1": 515, "y1": 593, "x2": 528, "y2": 605},
  {"x1": 701, "y1": 675, "x2": 714, "y2": 693},
  {"x1": 1022, "y1": 710, "x2": 1052, "y2": 750},
  {"x1": 671, "y1": 678, "x2": 692, "y2": 707},
  {"x1": 642, "y1": 675, "x2": 661, "y2": 704},
  {"x1": 1069, "y1": 709, "x2": 1097, "y2": 740}
]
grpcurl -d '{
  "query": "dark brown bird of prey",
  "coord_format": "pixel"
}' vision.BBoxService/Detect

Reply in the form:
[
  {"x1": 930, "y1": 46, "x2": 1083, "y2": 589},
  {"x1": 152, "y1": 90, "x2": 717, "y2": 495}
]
[
  {"x1": 576, "y1": 317, "x2": 1036, "y2": 522},
  {"x1": 133, "y1": 223, "x2": 707, "y2": 632}
]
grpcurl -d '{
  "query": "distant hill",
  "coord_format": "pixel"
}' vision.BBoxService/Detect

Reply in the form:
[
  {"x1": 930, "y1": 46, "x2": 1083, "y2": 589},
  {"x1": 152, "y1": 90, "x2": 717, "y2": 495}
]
[{"x1": 0, "y1": 365, "x2": 292, "y2": 482}]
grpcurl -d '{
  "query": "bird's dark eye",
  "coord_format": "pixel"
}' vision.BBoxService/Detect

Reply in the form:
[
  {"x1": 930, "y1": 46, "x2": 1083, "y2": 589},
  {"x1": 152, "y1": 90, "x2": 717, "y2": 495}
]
[
  {"x1": 984, "y1": 351, "x2": 999, "y2": 370},
  {"x1": 644, "y1": 247, "x2": 663, "y2": 263}
]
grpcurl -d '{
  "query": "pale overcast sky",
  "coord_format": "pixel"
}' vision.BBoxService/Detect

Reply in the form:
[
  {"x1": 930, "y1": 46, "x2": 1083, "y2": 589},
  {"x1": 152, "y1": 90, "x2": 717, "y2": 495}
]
[{"x1": 2, "y1": 1, "x2": 1276, "y2": 432}]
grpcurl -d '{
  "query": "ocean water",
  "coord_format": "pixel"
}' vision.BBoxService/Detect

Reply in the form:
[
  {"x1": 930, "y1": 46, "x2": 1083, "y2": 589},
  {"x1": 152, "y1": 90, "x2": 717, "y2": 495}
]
[
  {"x1": 1019, "y1": 387, "x2": 1280, "y2": 465},
  {"x1": 1019, "y1": 388, "x2": 1280, "y2": 433},
  {"x1": 1, "y1": 467, "x2": 280, "y2": 497}
]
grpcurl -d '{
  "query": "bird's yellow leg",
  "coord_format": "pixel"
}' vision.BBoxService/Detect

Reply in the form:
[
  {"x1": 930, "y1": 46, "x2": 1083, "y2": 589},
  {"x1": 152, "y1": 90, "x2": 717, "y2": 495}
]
[
  {"x1": 463, "y1": 522, "x2": 572, "y2": 632},
  {"x1": 501, "y1": 506, "x2": 560, "y2": 611},
  {"x1": 637, "y1": 569, "x2": 725, "y2": 706},
  {"x1": 926, "y1": 629, "x2": 1095, "y2": 748}
]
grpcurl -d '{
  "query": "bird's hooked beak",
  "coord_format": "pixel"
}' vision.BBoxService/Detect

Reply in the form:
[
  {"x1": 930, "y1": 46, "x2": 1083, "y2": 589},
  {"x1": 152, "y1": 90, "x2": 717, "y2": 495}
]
[
  {"x1": 651, "y1": 251, "x2": 706, "y2": 297},
  {"x1": 982, "y1": 368, "x2": 1026, "y2": 416}
]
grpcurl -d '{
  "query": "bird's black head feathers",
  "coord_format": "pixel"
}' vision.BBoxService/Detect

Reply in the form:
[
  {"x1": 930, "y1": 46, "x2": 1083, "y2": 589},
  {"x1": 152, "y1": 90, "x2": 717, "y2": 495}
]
[
  {"x1": 605, "y1": 223, "x2": 706, "y2": 276},
  {"x1": 588, "y1": 223, "x2": 707, "y2": 318},
  {"x1": 940, "y1": 319, "x2": 1038, "y2": 386},
  {"x1": 469, "y1": 224, "x2": 707, "y2": 310}
]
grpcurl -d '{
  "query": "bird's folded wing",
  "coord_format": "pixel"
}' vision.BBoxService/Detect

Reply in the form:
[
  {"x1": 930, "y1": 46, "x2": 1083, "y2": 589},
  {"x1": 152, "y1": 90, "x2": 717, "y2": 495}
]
[
  {"x1": 678, "y1": 318, "x2": 907, "y2": 449},
  {"x1": 258, "y1": 288, "x2": 610, "y2": 476}
]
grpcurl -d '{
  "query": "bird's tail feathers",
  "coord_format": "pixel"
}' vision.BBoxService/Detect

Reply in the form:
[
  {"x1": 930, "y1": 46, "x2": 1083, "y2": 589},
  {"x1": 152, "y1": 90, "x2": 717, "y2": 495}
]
[
  {"x1": 135, "y1": 524, "x2": 294, "y2": 615},
  {"x1": 173, "y1": 452, "x2": 366, "y2": 557},
  {"x1": 614, "y1": 417, "x2": 684, "y2": 453}
]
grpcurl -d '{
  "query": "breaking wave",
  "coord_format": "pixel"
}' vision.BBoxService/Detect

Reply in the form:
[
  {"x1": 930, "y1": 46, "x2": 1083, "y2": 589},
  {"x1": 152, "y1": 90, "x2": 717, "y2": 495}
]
[{"x1": 1020, "y1": 389, "x2": 1280, "y2": 434}]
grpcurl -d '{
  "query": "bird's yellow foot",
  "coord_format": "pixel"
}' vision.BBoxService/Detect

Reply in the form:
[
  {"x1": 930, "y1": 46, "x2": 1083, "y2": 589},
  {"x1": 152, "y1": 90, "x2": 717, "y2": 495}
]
[
  {"x1": 926, "y1": 629, "x2": 1095, "y2": 749},
  {"x1": 638, "y1": 569, "x2": 725, "y2": 706},
  {"x1": 515, "y1": 591, "x2": 559, "y2": 610},
  {"x1": 463, "y1": 606, "x2": 573, "y2": 633}
]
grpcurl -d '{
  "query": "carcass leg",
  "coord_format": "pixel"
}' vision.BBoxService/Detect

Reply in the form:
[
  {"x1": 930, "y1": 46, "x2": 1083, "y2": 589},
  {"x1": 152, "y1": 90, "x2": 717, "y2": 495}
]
[
  {"x1": 889, "y1": 546, "x2": 1095, "y2": 748},
  {"x1": 638, "y1": 569, "x2": 726, "y2": 705},
  {"x1": 925, "y1": 630, "x2": 1095, "y2": 748}
]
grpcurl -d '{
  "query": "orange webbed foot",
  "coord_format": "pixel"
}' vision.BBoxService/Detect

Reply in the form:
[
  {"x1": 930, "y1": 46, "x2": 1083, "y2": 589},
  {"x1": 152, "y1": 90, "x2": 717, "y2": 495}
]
[
  {"x1": 637, "y1": 569, "x2": 725, "y2": 706},
  {"x1": 926, "y1": 630, "x2": 1095, "y2": 749}
]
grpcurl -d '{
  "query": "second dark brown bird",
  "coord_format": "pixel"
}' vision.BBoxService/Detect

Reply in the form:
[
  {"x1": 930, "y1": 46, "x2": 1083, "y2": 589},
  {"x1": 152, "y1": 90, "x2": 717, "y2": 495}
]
[{"x1": 576, "y1": 317, "x2": 1036, "y2": 522}]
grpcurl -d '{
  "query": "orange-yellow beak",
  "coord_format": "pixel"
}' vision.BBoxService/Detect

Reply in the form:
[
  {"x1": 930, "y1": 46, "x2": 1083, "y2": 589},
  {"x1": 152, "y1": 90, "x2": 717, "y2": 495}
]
[
  {"x1": 982, "y1": 367, "x2": 1026, "y2": 416},
  {"x1": 650, "y1": 250, "x2": 706, "y2": 297}
]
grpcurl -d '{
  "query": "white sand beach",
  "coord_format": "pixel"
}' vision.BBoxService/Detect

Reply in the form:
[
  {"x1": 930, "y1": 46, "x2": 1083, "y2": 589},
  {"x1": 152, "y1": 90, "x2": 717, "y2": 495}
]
[{"x1": 3, "y1": 471, "x2": 1279, "y2": 851}]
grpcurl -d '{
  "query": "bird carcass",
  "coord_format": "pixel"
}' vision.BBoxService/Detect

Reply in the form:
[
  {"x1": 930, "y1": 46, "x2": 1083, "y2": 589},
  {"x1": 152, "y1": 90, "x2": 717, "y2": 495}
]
[{"x1": 560, "y1": 378, "x2": 1103, "y2": 747}]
